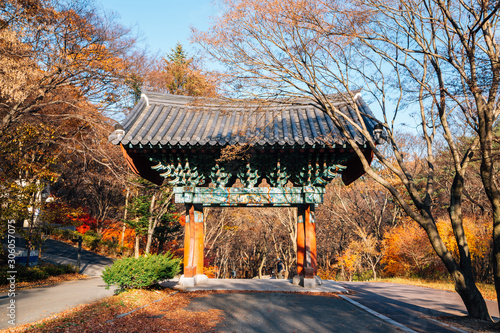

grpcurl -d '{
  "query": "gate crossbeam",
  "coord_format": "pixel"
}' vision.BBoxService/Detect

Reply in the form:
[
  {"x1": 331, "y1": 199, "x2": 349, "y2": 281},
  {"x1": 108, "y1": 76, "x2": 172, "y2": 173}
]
[{"x1": 174, "y1": 186, "x2": 325, "y2": 207}]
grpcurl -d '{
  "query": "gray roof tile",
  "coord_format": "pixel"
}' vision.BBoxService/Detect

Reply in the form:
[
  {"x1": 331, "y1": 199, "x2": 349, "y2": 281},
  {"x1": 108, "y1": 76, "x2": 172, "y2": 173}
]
[{"x1": 109, "y1": 91, "x2": 378, "y2": 147}]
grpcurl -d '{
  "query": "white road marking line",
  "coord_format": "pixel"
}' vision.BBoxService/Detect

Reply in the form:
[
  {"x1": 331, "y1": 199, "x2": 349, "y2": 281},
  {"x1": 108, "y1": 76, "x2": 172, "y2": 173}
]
[{"x1": 338, "y1": 294, "x2": 417, "y2": 333}]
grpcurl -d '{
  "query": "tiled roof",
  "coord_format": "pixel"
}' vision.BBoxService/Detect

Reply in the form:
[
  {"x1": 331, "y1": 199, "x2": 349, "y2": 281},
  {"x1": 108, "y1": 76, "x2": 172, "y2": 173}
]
[{"x1": 109, "y1": 91, "x2": 378, "y2": 147}]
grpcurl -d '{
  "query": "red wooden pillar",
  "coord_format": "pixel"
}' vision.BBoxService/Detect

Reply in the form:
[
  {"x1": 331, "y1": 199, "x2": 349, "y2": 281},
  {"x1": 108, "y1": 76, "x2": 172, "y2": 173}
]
[
  {"x1": 183, "y1": 206, "x2": 191, "y2": 276},
  {"x1": 297, "y1": 204, "x2": 317, "y2": 278},
  {"x1": 184, "y1": 204, "x2": 204, "y2": 278},
  {"x1": 297, "y1": 206, "x2": 305, "y2": 276}
]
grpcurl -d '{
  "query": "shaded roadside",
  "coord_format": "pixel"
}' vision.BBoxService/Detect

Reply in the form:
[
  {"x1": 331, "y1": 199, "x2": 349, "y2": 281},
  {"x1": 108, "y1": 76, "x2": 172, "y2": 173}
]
[{"x1": 340, "y1": 281, "x2": 499, "y2": 332}]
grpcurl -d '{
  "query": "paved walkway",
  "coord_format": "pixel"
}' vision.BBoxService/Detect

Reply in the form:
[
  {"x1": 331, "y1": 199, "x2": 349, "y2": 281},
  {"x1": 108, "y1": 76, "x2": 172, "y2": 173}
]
[
  {"x1": 0, "y1": 277, "x2": 116, "y2": 330},
  {"x1": 1, "y1": 238, "x2": 115, "y2": 330}
]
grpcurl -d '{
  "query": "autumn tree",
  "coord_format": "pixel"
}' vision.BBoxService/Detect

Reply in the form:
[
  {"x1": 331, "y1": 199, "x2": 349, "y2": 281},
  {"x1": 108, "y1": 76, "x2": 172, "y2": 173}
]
[
  {"x1": 204, "y1": 207, "x2": 295, "y2": 279},
  {"x1": 0, "y1": 0, "x2": 136, "y2": 135},
  {"x1": 194, "y1": 0, "x2": 497, "y2": 320},
  {"x1": 318, "y1": 178, "x2": 400, "y2": 279},
  {"x1": 0, "y1": 0, "x2": 142, "y2": 265},
  {"x1": 141, "y1": 43, "x2": 218, "y2": 97}
]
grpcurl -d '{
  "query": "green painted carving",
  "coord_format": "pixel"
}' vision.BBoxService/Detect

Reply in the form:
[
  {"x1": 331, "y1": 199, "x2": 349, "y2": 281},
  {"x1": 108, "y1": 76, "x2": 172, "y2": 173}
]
[
  {"x1": 267, "y1": 158, "x2": 290, "y2": 188},
  {"x1": 237, "y1": 162, "x2": 260, "y2": 188},
  {"x1": 314, "y1": 165, "x2": 347, "y2": 186},
  {"x1": 209, "y1": 163, "x2": 233, "y2": 188},
  {"x1": 150, "y1": 156, "x2": 206, "y2": 186},
  {"x1": 149, "y1": 149, "x2": 354, "y2": 189}
]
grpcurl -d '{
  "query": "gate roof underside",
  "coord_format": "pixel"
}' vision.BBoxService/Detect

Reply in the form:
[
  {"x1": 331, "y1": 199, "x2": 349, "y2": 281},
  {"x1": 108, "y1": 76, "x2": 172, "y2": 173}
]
[{"x1": 109, "y1": 92, "x2": 378, "y2": 188}]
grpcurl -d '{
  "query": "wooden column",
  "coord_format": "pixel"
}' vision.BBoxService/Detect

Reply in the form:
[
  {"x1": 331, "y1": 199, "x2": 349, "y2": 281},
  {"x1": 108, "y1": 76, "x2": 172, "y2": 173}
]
[
  {"x1": 194, "y1": 205, "x2": 204, "y2": 275},
  {"x1": 297, "y1": 204, "x2": 317, "y2": 278},
  {"x1": 183, "y1": 207, "x2": 191, "y2": 276},
  {"x1": 297, "y1": 206, "x2": 305, "y2": 276},
  {"x1": 184, "y1": 204, "x2": 204, "y2": 277}
]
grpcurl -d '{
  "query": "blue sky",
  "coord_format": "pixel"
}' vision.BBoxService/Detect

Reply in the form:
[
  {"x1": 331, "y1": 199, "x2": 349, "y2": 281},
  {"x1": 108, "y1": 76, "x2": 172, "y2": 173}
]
[
  {"x1": 97, "y1": 0, "x2": 418, "y2": 131},
  {"x1": 98, "y1": 0, "x2": 217, "y2": 56}
]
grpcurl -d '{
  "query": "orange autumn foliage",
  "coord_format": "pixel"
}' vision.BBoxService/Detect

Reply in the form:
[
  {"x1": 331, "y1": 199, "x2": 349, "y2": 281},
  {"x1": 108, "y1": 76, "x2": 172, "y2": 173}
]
[
  {"x1": 76, "y1": 224, "x2": 91, "y2": 234},
  {"x1": 178, "y1": 215, "x2": 186, "y2": 226},
  {"x1": 381, "y1": 219, "x2": 443, "y2": 277},
  {"x1": 381, "y1": 216, "x2": 491, "y2": 279},
  {"x1": 101, "y1": 222, "x2": 136, "y2": 249},
  {"x1": 336, "y1": 248, "x2": 360, "y2": 281}
]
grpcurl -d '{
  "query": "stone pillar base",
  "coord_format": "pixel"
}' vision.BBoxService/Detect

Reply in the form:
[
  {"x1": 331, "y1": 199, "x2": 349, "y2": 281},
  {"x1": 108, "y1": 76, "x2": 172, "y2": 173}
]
[
  {"x1": 292, "y1": 275, "x2": 321, "y2": 288},
  {"x1": 303, "y1": 278, "x2": 318, "y2": 288},
  {"x1": 292, "y1": 274, "x2": 303, "y2": 286},
  {"x1": 194, "y1": 274, "x2": 209, "y2": 285},
  {"x1": 179, "y1": 274, "x2": 209, "y2": 287}
]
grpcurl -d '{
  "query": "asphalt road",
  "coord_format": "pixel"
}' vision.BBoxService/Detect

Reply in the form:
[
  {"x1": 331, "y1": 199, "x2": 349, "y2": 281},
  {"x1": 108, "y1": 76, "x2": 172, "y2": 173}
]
[
  {"x1": 340, "y1": 282, "x2": 500, "y2": 332},
  {"x1": 188, "y1": 292, "x2": 401, "y2": 333},
  {"x1": 41, "y1": 238, "x2": 114, "y2": 276},
  {"x1": 183, "y1": 281, "x2": 500, "y2": 333}
]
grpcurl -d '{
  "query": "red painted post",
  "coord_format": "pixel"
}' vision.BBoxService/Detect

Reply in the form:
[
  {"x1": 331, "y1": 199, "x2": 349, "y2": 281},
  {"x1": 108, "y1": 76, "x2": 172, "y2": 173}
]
[
  {"x1": 297, "y1": 206, "x2": 305, "y2": 276},
  {"x1": 194, "y1": 205, "x2": 204, "y2": 276},
  {"x1": 304, "y1": 205, "x2": 317, "y2": 277},
  {"x1": 184, "y1": 204, "x2": 196, "y2": 277}
]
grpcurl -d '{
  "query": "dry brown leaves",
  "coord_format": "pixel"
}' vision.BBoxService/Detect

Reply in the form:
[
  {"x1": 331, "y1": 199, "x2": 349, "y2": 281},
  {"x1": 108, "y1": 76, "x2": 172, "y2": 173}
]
[
  {"x1": 0, "y1": 273, "x2": 88, "y2": 293},
  {"x1": 436, "y1": 316, "x2": 500, "y2": 333},
  {"x1": 5, "y1": 289, "x2": 223, "y2": 333}
]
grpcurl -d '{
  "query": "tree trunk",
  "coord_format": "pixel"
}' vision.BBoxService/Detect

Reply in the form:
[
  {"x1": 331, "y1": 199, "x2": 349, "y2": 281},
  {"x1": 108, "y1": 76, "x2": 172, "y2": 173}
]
[
  {"x1": 479, "y1": 139, "x2": 500, "y2": 317},
  {"x1": 121, "y1": 187, "x2": 130, "y2": 248},
  {"x1": 449, "y1": 173, "x2": 491, "y2": 320},
  {"x1": 475, "y1": 97, "x2": 500, "y2": 317},
  {"x1": 145, "y1": 193, "x2": 156, "y2": 254},
  {"x1": 134, "y1": 235, "x2": 140, "y2": 259},
  {"x1": 258, "y1": 254, "x2": 266, "y2": 279},
  {"x1": 420, "y1": 214, "x2": 491, "y2": 321}
]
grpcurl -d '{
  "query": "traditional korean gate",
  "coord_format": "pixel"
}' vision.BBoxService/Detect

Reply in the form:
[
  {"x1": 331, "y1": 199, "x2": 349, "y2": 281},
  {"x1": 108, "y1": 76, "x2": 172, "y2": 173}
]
[
  {"x1": 109, "y1": 92, "x2": 380, "y2": 287},
  {"x1": 175, "y1": 187, "x2": 323, "y2": 287}
]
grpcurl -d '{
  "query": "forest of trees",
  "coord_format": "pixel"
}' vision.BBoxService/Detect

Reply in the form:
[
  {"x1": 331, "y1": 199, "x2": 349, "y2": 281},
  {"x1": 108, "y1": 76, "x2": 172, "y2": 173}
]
[{"x1": 1, "y1": 0, "x2": 499, "y2": 322}]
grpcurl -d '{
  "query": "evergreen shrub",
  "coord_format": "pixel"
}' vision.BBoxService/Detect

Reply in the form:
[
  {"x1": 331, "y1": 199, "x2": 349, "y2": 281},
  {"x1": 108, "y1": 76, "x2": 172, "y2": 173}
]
[{"x1": 101, "y1": 252, "x2": 181, "y2": 291}]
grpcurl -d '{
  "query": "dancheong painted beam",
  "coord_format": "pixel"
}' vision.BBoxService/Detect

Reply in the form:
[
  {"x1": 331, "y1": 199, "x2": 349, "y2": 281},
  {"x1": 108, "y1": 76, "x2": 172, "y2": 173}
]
[{"x1": 173, "y1": 186, "x2": 325, "y2": 206}]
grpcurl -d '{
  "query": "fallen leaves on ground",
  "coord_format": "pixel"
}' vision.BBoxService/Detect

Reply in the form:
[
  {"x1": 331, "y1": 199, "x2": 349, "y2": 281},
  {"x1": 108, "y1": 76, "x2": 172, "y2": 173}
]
[
  {"x1": 436, "y1": 316, "x2": 500, "y2": 333},
  {"x1": 0, "y1": 273, "x2": 88, "y2": 292},
  {"x1": 4, "y1": 289, "x2": 223, "y2": 333}
]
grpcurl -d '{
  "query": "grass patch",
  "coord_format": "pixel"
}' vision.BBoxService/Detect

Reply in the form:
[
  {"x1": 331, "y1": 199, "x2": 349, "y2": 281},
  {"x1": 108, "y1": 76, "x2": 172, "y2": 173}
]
[
  {"x1": 4, "y1": 289, "x2": 223, "y2": 333},
  {"x1": 370, "y1": 277, "x2": 496, "y2": 302}
]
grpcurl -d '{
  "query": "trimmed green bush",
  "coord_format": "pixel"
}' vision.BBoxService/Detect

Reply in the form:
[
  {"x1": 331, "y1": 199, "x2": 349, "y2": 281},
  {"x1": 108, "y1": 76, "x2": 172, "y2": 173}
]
[{"x1": 101, "y1": 252, "x2": 181, "y2": 291}]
